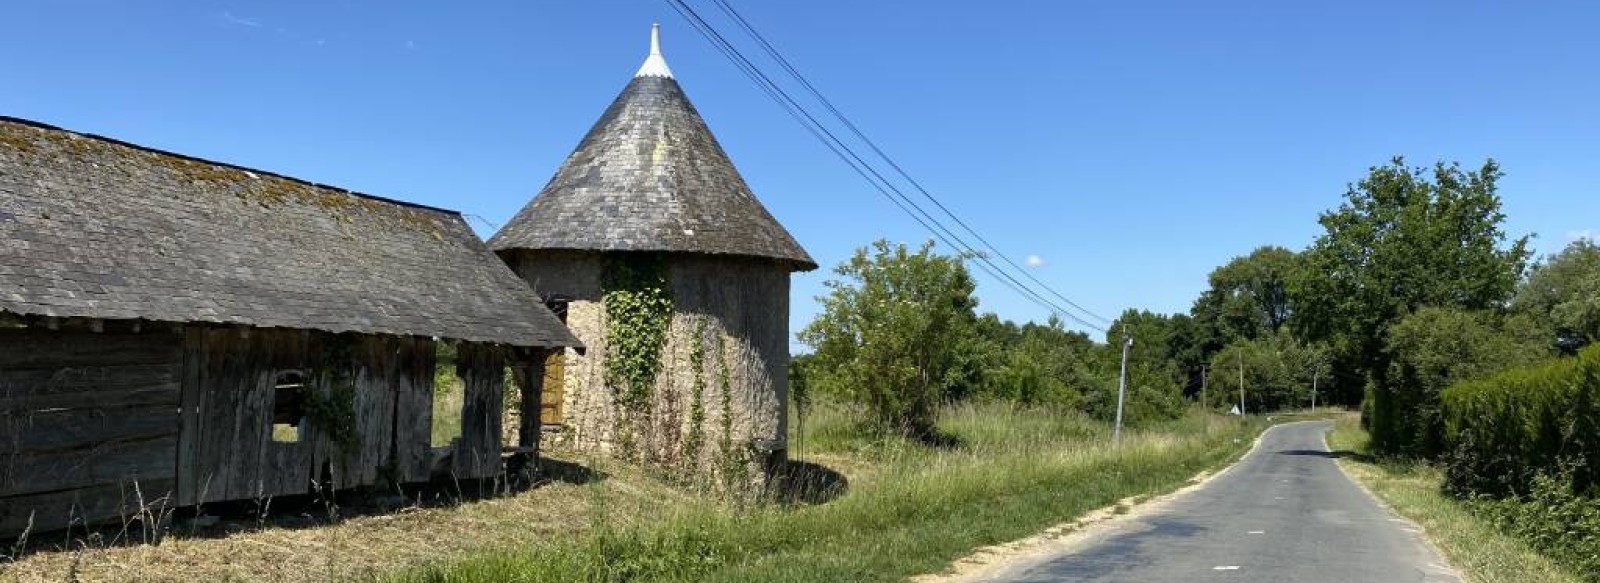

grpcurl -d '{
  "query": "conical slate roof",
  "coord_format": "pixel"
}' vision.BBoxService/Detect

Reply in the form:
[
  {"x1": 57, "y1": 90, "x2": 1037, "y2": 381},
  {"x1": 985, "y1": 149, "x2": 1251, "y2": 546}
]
[{"x1": 489, "y1": 26, "x2": 816, "y2": 271}]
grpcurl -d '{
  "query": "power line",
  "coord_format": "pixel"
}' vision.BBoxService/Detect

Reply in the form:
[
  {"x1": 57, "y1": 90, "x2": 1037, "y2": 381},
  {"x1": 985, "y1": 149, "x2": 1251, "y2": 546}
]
[
  {"x1": 663, "y1": 0, "x2": 1101, "y2": 332},
  {"x1": 661, "y1": 0, "x2": 1109, "y2": 333},
  {"x1": 666, "y1": 0, "x2": 1111, "y2": 330},
  {"x1": 701, "y1": 0, "x2": 1113, "y2": 327}
]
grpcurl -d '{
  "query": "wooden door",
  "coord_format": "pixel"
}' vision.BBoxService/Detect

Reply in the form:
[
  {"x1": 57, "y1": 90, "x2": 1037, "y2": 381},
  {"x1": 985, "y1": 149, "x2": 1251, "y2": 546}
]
[
  {"x1": 540, "y1": 350, "x2": 564, "y2": 425},
  {"x1": 538, "y1": 298, "x2": 569, "y2": 427}
]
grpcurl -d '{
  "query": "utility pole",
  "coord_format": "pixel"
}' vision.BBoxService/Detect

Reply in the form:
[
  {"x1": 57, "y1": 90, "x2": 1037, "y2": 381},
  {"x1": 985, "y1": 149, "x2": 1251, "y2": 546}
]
[
  {"x1": 1311, "y1": 369, "x2": 1319, "y2": 412},
  {"x1": 1238, "y1": 356, "x2": 1246, "y2": 416},
  {"x1": 1200, "y1": 364, "x2": 1208, "y2": 411},
  {"x1": 1114, "y1": 336, "x2": 1133, "y2": 443}
]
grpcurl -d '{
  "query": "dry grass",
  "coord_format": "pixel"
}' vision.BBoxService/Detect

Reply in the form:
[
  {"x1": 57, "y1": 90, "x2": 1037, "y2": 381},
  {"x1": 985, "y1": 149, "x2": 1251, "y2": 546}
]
[
  {"x1": 1326, "y1": 414, "x2": 1583, "y2": 583},
  {"x1": 0, "y1": 452, "x2": 680, "y2": 583}
]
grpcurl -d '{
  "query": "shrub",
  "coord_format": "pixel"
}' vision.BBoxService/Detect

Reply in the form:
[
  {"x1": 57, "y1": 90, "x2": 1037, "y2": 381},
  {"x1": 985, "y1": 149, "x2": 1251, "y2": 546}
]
[
  {"x1": 799, "y1": 240, "x2": 988, "y2": 439},
  {"x1": 1466, "y1": 471, "x2": 1600, "y2": 581},
  {"x1": 1441, "y1": 344, "x2": 1600, "y2": 498},
  {"x1": 1377, "y1": 307, "x2": 1550, "y2": 458}
]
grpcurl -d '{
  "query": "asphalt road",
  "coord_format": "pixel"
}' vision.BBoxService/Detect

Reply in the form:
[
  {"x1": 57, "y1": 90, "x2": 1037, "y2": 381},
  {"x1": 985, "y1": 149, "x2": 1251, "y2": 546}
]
[{"x1": 984, "y1": 421, "x2": 1461, "y2": 583}]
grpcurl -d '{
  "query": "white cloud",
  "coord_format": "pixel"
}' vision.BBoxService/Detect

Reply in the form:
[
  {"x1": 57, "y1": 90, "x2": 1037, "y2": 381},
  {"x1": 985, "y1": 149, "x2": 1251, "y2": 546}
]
[
  {"x1": 1567, "y1": 229, "x2": 1596, "y2": 243},
  {"x1": 219, "y1": 11, "x2": 262, "y2": 28},
  {"x1": 1025, "y1": 254, "x2": 1045, "y2": 268}
]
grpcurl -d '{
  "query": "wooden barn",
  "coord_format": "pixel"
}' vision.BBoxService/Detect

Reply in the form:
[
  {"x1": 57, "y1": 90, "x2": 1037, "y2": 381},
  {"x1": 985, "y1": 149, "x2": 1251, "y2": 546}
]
[
  {"x1": 489, "y1": 26, "x2": 815, "y2": 478},
  {"x1": 0, "y1": 117, "x2": 580, "y2": 537}
]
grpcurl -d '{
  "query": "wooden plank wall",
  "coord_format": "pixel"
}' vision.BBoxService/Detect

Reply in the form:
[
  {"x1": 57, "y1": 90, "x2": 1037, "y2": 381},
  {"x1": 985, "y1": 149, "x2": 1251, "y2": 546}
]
[
  {"x1": 1, "y1": 325, "x2": 519, "y2": 537},
  {"x1": 391, "y1": 336, "x2": 435, "y2": 483},
  {"x1": 181, "y1": 330, "x2": 480, "y2": 504},
  {"x1": 0, "y1": 327, "x2": 184, "y2": 535},
  {"x1": 336, "y1": 335, "x2": 398, "y2": 487},
  {"x1": 181, "y1": 327, "x2": 318, "y2": 505}
]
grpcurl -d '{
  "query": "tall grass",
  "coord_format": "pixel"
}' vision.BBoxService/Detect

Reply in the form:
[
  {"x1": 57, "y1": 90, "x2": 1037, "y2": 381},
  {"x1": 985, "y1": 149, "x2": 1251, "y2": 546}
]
[{"x1": 390, "y1": 402, "x2": 1262, "y2": 583}]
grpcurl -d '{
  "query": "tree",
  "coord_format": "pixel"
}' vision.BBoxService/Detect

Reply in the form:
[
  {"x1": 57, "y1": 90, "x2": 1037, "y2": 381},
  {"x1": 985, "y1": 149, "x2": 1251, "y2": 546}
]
[
  {"x1": 1291, "y1": 158, "x2": 1532, "y2": 410},
  {"x1": 1192, "y1": 246, "x2": 1299, "y2": 345},
  {"x1": 798, "y1": 240, "x2": 987, "y2": 438},
  {"x1": 1090, "y1": 310, "x2": 1185, "y2": 425},
  {"x1": 1514, "y1": 239, "x2": 1600, "y2": 352},
  {"x1": 984, "y1": 316, "x2": 1097, "y2": 409},
  {"x1": 1380, "y1": 307, "x2": 1551, "y2": 457},
  {"x1": 1208, "y1": 331, "x2": 1327, "y2": 413}
]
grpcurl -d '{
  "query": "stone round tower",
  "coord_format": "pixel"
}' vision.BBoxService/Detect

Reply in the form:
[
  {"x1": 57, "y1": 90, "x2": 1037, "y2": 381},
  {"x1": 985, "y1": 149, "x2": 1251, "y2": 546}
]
[{"x1": 489, "y1": 25, "x2": 815, "y2": 479}]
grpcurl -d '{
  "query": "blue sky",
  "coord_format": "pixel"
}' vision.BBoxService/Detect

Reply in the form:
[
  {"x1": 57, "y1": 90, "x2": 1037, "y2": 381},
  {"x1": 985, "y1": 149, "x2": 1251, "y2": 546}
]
[{"x1": 4, "y1": 1, "x2": 1597, "y2": 347}]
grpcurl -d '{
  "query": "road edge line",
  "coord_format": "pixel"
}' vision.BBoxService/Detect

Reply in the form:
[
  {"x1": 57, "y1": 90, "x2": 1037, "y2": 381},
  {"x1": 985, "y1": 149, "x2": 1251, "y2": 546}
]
[
  {"x1": 1321, "y1": 421, "x2": 1466, "y2": 583},
  {"x1": 912, "y1": 419, "x2": 1299, "y2": 583}
]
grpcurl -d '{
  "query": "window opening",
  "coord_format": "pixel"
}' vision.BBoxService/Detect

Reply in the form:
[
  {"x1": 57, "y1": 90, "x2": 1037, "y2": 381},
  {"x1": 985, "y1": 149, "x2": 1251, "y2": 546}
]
[
  {"x1": 432, "y1": 341, "x2": 464, "y2": 447},
  {"x1": 270, "y1": 371, "x2": 308, "y2": 443},
  {"x1": 502, "y1": 363, "x2": 523, "y2": 446}
]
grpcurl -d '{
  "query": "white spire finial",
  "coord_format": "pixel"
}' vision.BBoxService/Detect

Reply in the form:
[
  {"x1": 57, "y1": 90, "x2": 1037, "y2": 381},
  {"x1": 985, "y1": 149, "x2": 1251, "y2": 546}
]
[{"x1": 635, "y1": 23, "x2": 674, "y2": 78}]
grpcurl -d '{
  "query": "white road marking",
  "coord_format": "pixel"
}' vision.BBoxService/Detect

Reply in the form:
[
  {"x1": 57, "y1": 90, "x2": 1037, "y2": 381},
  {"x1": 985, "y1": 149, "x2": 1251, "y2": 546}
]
[
  {"x1": 1247, "y1": 530, "x2": 1265, "y2": 534},
  {"x1": 1213, "y1": 565, "x2": 1241, "y2": 570}
]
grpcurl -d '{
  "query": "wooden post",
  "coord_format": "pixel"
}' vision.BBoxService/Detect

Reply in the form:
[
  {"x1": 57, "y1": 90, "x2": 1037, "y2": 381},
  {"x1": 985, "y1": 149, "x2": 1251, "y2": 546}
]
[
  {"x1": 516, "y1": 348, "x2": 544, "y2": 452},
  {"x1": 176, "y1": 327, "x2": 204, "y2": 505}
]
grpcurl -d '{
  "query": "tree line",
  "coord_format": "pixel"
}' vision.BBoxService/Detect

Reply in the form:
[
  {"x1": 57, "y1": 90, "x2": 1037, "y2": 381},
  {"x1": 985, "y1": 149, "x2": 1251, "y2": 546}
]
[{"x1": 796, "y1": 157, "x2": 1600, "y2": 450}]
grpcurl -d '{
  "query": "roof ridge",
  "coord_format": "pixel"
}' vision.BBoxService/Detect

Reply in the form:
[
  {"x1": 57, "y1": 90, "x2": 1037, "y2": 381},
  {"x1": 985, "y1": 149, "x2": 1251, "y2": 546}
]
[{"x1": 0, "y1": 115, "x2": 463, "y2": 216}]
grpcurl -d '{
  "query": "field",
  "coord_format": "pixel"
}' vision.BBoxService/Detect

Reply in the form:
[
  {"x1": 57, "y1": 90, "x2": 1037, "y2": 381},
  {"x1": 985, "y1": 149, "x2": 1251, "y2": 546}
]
[{"x1": 2, "y1": 402, "x2": 1265, "y2": 582}]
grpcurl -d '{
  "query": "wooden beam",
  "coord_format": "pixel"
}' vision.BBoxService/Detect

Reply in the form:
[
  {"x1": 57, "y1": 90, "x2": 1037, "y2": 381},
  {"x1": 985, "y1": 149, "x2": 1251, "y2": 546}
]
[{"x1": 516, "y1": 348, "x2": 543, "y2": 451}]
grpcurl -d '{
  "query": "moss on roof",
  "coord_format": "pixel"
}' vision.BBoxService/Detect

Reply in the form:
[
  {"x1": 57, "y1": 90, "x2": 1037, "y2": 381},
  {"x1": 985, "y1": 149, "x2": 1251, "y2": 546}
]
[{"x1": 0, "y1": 117, "x2": 578, "y2": 348}]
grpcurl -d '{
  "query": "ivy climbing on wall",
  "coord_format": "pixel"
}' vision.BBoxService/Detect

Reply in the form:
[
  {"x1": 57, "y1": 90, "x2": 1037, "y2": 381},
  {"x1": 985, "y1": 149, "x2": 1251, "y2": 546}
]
[
  {"x1": 684, "y1": 317, "x2": 708, "y2": 472},
  {"x1": 715, "y1": 331, "x2": 750, "y2": 490},
  {"x1": 601, "y1": 253, "x2": 673, "y2": 457}
]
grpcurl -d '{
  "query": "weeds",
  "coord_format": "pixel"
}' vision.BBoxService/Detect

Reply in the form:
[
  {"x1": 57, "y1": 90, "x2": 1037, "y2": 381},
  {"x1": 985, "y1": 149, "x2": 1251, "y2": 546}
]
[{"x1": 1466, "y1": 471, "x2": 1600, "y2": 581}]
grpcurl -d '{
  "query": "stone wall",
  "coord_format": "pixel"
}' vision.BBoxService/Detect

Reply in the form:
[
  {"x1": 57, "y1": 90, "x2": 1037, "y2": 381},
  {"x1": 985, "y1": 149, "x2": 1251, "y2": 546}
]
[{"x1": 503, "y1": 249, "x2": 791, "y2": 476}]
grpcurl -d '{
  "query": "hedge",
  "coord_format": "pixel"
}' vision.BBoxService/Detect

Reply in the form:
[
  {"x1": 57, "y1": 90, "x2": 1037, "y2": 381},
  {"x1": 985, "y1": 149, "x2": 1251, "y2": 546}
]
[{"x1": 1440, "y1": 344, "x2": 1600, "y2": 498}]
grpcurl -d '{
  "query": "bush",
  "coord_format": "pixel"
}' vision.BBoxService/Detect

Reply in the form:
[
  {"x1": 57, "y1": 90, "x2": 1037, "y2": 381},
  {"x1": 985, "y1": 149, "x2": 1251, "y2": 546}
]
[
  {"x1": 1376, "y1": 307, "x2": 1550, "y2": 458},
  {"x1": 1082, "y1": 364, "x2": 1183, "y2": 427},
  {"x1": 1441, "y1": 344, "x2": 1600, "y2": 498},
  {"x1": 799, "y1": 240, "x2": 988, "y2": 438},
  {"x1": 1466, "y1": 471, "x2": 1600, "y2": 582}
]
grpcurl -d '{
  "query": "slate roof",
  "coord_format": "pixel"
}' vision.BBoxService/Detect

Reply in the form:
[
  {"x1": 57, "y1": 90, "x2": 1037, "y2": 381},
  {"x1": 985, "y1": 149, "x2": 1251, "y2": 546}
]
[
  {"x1": 488, "y1": 61, "x2": 816, "y2": 271},
  {"x1": 0, "y1": 117, "x2": 580, "y2": 348}
]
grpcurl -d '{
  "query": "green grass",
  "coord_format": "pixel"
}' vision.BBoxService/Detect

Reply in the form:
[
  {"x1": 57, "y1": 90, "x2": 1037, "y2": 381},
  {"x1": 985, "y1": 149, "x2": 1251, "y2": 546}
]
[
  {"x1": 1325, "y1": 415, "x2": 1584, "y2": 583},
  {"x1": 388, "y1": 403, "x2": 1267, "y2": 583},
  {"x1": 432, "y1": 374, "x2": 463, "y2": 447}
]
